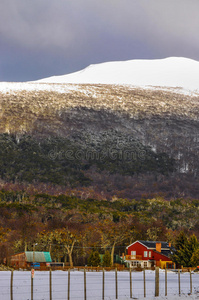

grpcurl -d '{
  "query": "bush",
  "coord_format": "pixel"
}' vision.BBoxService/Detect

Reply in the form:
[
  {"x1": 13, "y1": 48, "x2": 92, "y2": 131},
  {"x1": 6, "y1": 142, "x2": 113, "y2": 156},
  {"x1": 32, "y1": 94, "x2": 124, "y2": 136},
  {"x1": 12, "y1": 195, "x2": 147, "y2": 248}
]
[
  {"x1": 87, "y1": 251, "x2": 101, "y2": 267},
  {"x1": 102, "y1": 251, "x2": 111, "y2": 267}
]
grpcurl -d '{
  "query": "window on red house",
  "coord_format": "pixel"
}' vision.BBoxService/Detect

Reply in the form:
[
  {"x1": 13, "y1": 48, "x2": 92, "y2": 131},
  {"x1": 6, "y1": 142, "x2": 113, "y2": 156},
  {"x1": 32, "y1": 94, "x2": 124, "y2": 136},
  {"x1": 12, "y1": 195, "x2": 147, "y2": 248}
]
[{"x1": 144, "y1": 251, "x2": 148, "y2": 257}]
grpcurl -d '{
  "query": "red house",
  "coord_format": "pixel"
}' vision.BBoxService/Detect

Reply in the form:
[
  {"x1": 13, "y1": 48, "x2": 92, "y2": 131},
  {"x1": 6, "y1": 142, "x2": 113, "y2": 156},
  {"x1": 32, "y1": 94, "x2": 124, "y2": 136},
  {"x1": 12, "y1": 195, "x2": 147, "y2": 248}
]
[{"x1": 126, "y1": 240, "x2": 175, "y2": 269}]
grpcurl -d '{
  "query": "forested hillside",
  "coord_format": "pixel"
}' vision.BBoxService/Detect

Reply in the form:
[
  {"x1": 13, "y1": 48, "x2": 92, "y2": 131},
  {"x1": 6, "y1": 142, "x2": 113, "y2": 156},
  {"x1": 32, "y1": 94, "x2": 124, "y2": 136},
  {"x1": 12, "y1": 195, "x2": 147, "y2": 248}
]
[{"x1": 0, "y1": 84, "x2": 199, "y2": 199}]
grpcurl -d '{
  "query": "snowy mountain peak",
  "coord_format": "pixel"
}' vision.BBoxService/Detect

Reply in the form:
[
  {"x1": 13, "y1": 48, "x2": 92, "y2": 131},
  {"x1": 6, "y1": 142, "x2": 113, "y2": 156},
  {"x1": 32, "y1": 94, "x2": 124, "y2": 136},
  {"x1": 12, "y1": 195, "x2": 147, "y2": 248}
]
[{"x1": 35, "y1": 57, "x2": 199, "y2": 91}]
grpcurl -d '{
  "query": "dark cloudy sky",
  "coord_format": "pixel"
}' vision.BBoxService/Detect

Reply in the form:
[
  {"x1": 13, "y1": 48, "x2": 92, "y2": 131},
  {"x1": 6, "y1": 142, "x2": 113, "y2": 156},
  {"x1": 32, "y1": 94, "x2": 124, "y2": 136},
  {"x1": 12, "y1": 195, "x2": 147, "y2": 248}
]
[{"x1": 0, "y1": 0, "x2": 199, "y2": 82}]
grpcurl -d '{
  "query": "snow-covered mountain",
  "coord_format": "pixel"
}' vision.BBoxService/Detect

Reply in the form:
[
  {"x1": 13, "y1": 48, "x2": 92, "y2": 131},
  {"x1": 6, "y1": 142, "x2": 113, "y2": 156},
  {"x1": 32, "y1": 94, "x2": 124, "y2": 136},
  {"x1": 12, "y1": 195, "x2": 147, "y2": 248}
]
[
  {"x1": 1, "y1": 57, "x2": 199, "y2": 198},
  {"x1": 36, "y1": 57, "x2": 199, "y2": 91}
]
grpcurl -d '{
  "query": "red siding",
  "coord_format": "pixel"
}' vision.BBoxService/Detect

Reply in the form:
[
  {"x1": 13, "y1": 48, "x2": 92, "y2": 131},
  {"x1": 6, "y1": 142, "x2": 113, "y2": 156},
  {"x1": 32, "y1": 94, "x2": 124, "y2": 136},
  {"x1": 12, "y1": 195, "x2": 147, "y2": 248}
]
[
  {"x1": 127, "y1": 242, "x2": 149, "y2": 260},
  {"x1": 10, "y1": 252, "x2": 27, "y2": 268},
  {"x1": 153, "y1": 251, "x2": 172, "y2": 262}
]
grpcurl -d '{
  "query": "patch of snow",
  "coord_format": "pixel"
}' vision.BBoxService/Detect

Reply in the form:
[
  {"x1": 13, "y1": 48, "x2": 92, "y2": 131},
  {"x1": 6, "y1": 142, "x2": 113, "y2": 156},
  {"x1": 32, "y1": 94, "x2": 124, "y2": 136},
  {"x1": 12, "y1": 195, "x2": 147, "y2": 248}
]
[
  {"x1": 0, "y1": 82, "x2": 80, "y2": 94},
  {"x1": 34, "y1": 57, "x2": 199, "y2": 94},
  {"x1": 180, "y1": 163, "x2": 189, "y2": 173}
]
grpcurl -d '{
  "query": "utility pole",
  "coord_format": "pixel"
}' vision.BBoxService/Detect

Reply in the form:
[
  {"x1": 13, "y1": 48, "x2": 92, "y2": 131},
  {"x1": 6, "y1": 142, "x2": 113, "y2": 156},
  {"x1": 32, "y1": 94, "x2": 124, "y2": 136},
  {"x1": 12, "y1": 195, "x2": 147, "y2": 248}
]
[{"x1": 33, "y1": 243, "x2": 37, "y2": 268}]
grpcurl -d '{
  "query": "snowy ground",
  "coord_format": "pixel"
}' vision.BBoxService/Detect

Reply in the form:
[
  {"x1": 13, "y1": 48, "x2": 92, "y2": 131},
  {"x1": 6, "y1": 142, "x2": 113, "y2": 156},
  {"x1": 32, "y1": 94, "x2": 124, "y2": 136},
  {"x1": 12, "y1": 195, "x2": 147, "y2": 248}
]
[
  {"x1": 1, "y1": 269, "x2": 199, "y2": 300},
  {"x1": 0, "y1": 81, "x2": 80, "y2": 94}
]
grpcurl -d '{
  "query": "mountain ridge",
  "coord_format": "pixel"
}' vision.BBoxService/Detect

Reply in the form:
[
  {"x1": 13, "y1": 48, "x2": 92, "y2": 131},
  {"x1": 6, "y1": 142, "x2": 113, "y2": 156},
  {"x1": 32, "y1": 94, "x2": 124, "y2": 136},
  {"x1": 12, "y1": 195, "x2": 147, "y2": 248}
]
[{"x1": 33, "y1": 57, "x2": 199, "y2": 92}]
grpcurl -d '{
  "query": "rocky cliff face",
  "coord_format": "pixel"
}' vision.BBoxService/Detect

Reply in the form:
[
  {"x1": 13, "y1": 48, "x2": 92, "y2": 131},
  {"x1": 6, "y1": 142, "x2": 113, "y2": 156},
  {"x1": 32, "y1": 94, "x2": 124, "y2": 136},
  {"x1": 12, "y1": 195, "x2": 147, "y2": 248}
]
[{"x1": 1, "y1": 83, "x2": 199, "y2": 199}]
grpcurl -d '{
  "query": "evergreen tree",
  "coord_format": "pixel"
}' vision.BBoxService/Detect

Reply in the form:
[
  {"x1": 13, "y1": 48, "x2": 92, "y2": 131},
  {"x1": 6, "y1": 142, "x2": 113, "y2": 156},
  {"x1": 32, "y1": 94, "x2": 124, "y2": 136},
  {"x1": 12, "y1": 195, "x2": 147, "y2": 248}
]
[
  {"x1": 172, "y1": 232, "x2": 199, "y2": 267},
  {"x1": 190, "y1": 248, "x2": 199, "y2": 267},
  {"x1": 102, "y1": 251, "x2": 111, "y2": 267},
  {"x1": 87, "y1": 251, "x2": 101, "y2": 267},
  {"x1": 172, "y1": 231, "x2": 188, "y2": 266},
  {"x1": 182, "y1": 234, "x2": 199, "y2": 267}
]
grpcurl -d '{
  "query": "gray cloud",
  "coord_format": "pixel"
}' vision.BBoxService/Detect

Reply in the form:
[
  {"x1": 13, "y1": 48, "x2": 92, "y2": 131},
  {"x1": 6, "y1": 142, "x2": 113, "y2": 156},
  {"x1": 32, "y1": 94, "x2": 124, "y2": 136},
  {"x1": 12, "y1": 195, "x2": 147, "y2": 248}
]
[{"x1": 0, "y1": 0, "x2": 199, "y2": 81}]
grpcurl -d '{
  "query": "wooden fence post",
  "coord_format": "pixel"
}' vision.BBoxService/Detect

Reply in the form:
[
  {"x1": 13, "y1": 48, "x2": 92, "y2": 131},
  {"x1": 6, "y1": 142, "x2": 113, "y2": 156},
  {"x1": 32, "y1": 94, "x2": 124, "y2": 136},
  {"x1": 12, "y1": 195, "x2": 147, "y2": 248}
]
[
  {"x1": 84, "y1": 268, "x2": 87, "y2": 300},
  {"x1": 190, "y1": 270, "x2": 192, "y2": 295},
  {"x1": 165, "y1": 268, "x2": 167, "y2": 297},
  {"x1": 49, "y1": 269, "x2": 52, "y2": 300},
  {"x1": 68, "y1": 268, "x2": 70, "y2": 300},
  {"x1": 102, "y1": 268, "x2": 105, "y2": 300},
  {"x1": 143, "y1": 269, "x2": 146, "y2": 298},
  {"x1": 10, "y1": 270, "x2": 13, "y2": 300},
  {"x1": 178, "y1": 270, "x2": 181, "y2": 295},
  {"x1": 115, "y1": 268, "x2": 118, "y2": 299},
  {"x1": 129, "y1": 268, "x2": 132, "y2": 298},
  {"x1": 31, "y1": 270, "x2": 34, "y2": 300},
  {"x1": 155, "y1": 267, "x2": 159, "y2": 297}
]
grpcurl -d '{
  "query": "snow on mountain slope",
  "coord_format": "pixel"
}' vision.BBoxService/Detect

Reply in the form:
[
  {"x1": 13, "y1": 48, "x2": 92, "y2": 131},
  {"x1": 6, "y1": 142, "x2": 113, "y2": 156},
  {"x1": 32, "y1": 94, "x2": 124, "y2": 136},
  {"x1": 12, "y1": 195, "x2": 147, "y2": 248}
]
[
  {"x1": 36, "y1": 57, "x2": 199, "y2": 91},
  {"x1": 0, "y1": 57, "x2": 199, "y2": 95}
]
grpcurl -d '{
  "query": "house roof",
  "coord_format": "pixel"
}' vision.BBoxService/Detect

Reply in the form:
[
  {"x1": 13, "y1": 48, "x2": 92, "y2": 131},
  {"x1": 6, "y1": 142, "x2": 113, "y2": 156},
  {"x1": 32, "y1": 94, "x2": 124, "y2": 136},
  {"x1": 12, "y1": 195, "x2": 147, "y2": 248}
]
[
  {"x1": 25, "y1": 251, "x2": 52, "y2": 263},
  {"x1": 43, "y1": 252, "x2": 52, "y2": 262},
  {"x1": 127, "y1": 240, "x2": 175, "y2": 251},
  {"x1": 138, "y1": 240, "x2": 174, "y2": 250}
]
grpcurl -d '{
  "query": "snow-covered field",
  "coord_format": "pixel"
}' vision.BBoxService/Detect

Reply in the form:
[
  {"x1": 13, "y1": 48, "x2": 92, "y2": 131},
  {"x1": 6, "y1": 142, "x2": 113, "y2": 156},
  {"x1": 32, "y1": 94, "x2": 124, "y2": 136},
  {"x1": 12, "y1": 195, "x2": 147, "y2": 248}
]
[{"x1": 1, "y1": 269, "x2": 199, "y2": 300}]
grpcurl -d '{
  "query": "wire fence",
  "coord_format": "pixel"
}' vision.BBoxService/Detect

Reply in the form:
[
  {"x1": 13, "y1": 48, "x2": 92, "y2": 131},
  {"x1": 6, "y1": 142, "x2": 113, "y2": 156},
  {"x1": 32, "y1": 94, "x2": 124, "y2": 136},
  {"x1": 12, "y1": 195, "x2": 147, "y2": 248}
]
[{"x1": 0, "y1": 268, "x2": 199, "y2": 300}]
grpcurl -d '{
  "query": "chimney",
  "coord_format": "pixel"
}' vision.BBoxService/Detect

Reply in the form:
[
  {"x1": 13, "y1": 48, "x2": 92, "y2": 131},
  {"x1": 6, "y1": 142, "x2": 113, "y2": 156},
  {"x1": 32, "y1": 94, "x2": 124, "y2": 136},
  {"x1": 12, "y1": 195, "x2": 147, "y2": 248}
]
[{"x1": 156, "y1": 243, "x2": 161, "y2": 253}]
